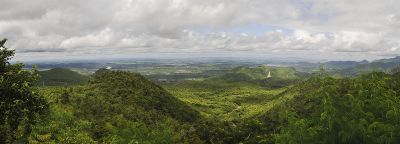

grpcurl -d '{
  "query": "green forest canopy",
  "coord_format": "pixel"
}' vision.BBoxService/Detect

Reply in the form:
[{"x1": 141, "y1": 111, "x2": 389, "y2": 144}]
[{"x1": 2, "y1": 38, "x2": 400, "y2": 143}]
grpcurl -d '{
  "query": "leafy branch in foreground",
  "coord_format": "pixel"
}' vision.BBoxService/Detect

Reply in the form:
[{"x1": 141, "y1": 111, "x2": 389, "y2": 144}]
[{"x1": 0, "y1": 38, "x2": 48, "y2": 143}]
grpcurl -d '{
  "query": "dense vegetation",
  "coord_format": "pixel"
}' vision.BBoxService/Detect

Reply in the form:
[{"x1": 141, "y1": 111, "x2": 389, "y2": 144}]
[
  {"x1": 164, "y1": 69, "x2": 400, "y2": 143},
  {"x1": 276, "y1": 72, "x2": 400, "y2": 143},
  {"x1": 37, "y1": 68, "x2": 89, "y2": 86},
  {"x1": 0, "y1": 40, "x2": 48, "y2": 143},
  {"x1": 27, "y1": 69, "x2": 203, "y2": 143},
  {"x1": 3, "y1": 39, "x2": 400, "y2": 143},
  {"x1": 211, "y1": 66, "x2": 309, "y2": 88},
  {"x1": 334, "y1": 56, "x2": 400, "y2": 76}
]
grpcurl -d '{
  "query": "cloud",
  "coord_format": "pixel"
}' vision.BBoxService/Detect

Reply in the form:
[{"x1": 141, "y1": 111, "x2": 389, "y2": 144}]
[{"x1": 1, "y1": 0, "x2": 400, "y2": 61}]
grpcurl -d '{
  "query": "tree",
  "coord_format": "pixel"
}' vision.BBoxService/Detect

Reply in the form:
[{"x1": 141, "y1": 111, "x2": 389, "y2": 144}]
[
  {"x1": 277, "y1": 72, "x2": 400, "y2": 143},
  {"x1": 390, "y1": 65, "x2": 400, "y2": 75},
  {"x1": 0, "y1": 38, "x2": 48, "y2": 143}
]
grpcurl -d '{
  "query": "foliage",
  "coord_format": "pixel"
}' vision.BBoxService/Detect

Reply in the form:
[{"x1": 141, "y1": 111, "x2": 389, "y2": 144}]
[
  {"x1": 37, "y1": 68, "x2": 89, "y2": 86},
  {"x1": 27, "y1": 70, "x2": 203, "y2": 143},
  {"x1": 165, "y1": 75, "x2": 297, "y2": 143},
  {"x1": 167, "y1": 68, "x2": 400, "y2": 143},
  {"x1": 3, "y1": 44, "x2": 400, "y2": 143},
  {"x1": 211, "y1": 66, "x2": 308, "y2": 88},
  {"x1": 0, "y1": 40, "x2": 48, "y2": 143},
  {"x1": 277, "y1": 72, "x2": 400, "y2": 143}
]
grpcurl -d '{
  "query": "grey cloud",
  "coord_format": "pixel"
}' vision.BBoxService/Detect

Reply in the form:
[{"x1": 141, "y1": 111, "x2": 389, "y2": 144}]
[
  {"x1": 1, "y1": 0, "x2": 400, "y2": 60},
  {"x1": 19, "y1": 48, "x2": 66, "y2": 53}
]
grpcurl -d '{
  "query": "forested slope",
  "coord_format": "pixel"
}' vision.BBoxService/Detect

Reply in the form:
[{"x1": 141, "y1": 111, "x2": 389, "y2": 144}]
[
  {"x1": 212, "y1": 66, "x2": 309, "y2": 88},
  {"x1": 28, "y1": 69, "x2": 202, "y2": 143},
  {"x1": 166, "y1": 71, "x2": 400, "y2": 143},
  {"x1": 271, "y1": 72, "x2": 400, "y2": 143},
  {"x1": 37, "y1": 68, "x2": 89, "y2": 86},
  {"x1": 22, "y1": 68, "x2": 400, "y2": 143},
  {"x1": 4, "y1": 37, "x2": 400, "y2": 143}
]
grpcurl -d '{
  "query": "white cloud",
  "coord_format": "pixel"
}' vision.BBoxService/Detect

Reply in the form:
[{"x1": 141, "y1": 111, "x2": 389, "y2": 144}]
[
  {"x1": 0, "y1": 0, "x2": 399, "y2": 61},
  {"x1": 60, "y1": 28, "x2": 115, "y2": 49}
]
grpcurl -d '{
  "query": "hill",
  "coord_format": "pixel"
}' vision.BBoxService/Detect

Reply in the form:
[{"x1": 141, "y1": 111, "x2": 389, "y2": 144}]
[
  {"x1": 324, "y1": 60, "x2": 368, "y2": 69},
  {"x1": 165, "y1": 71, "x2": 400, "y2": 143},
  {"x1": 22, "y1": 65, "x2": 400, "y2": 143},
  {"x1": 255, "y1": 72, "x2": 400, "y2": 143},
  {"x1": 37, "y1": 68, "x2": 89, "y2": 86},
  {"x1": 227, "y1": 66, "x2": 300, "y2": 80},
  {"x1": 165, "y1": 74, "x2": 297, "y2": 143},
  {"x1": 89, "y1": 69, "x2": 200, "y2": 122},
  {"x1": 28, "y1": 70, "x2": 202, "y2": 143},
  {"x1": 212, "y1": 66, "x2": 309, "y2": 88},
  {"x1": 337, "y1": 56, "x2": 400, "y2": 76}
]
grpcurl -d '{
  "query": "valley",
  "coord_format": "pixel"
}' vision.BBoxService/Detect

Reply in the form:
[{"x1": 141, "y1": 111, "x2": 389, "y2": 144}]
[
  {"x1": 9, "y1": 55, "x2": 397, "y2": 143},
  {"x1": 4, "y1": 1, "x2": 400, "y2": 143}
]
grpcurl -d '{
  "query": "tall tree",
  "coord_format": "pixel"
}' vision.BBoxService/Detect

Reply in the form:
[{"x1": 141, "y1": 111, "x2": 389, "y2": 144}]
[{"x1": 0, "y1": 38, "x2": 48, "y2": 143}]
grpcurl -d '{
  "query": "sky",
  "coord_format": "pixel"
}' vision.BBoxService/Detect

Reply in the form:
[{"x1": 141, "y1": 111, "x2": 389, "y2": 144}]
[{"x1": 1, "y1": 0, "x2": 400, "y2": 61}]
